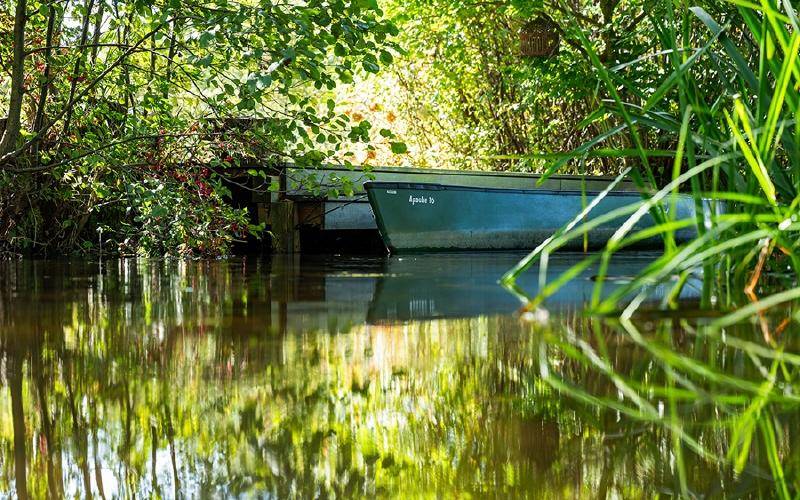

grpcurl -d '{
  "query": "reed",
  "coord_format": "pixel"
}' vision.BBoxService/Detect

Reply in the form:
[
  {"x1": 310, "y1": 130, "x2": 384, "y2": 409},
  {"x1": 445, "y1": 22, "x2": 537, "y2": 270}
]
[
  {"x1": 504, "y1": 0, "x2": 800, "y2": 318},
  {"x1": 504, "y1": 1, "x2": 800, "y2": 493}
]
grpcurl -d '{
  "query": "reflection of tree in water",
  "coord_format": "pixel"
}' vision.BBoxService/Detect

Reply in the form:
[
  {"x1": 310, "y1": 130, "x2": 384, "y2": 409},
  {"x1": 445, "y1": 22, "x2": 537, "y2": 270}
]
[{"x1": 0, "y1": 259, "x2": 795, "y2": 497}]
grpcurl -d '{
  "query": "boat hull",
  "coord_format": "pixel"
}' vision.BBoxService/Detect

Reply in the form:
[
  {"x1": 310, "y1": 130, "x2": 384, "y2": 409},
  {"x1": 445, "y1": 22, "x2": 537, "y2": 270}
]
[{"x1": 364, "y1": 181, "x2": 699, "y2": 253}]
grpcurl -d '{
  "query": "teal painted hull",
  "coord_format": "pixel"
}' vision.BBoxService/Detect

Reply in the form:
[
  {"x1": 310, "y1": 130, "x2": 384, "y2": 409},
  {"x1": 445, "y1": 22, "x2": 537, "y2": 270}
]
[{"x1": 364, "y1": 181, "x2": 700, "y2": 253}]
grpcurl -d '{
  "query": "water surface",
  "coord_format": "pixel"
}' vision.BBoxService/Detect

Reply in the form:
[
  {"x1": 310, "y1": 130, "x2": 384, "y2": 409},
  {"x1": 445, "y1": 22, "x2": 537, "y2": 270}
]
[{"x1": 0, "y1": 255, "x2": 795, "y2": 497}]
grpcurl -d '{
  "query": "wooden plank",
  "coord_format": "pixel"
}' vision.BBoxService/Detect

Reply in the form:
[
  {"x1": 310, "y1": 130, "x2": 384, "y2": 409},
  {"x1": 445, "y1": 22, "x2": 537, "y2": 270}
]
[
  {"x1": 269, "y1": 200, "x2": 300, "y2": 253},
  {"x1": 296, "y1": 201, "x2": 324, "y2": 229},
  {"x1": 323, "y1": 201, "x2": 374, "y2": 230}
]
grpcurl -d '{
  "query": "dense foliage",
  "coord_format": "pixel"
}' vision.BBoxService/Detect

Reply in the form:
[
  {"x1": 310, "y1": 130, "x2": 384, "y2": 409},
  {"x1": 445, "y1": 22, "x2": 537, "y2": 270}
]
[
  {"x1": 358, "y1": 0, "x2": 743, "y2": 173},
  {"x1": 1, "y1": 0, "x2": 761, "y2": 256},
  {"x1": 369, "y1": 0, "x2": 615, "y2": 170},
  {"x1": 0, "y1": 0, "x2": 399, "y2": 256}
]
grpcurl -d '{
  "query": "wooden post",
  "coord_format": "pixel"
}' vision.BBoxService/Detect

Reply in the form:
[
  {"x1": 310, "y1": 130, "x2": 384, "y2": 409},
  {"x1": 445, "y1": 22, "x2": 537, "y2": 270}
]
[
  {"x1": 269, "y1": 163, "x2": 299, "y2": 253},
  {"x1": 278, "y1": 162, "x2": 287, "y2": 201},
  {"x1": 250, "y1": 167, "x2": 271, "y2": 229},
  {"x1": 269, "y1": 200, "x2": 300, "y2": 253}
]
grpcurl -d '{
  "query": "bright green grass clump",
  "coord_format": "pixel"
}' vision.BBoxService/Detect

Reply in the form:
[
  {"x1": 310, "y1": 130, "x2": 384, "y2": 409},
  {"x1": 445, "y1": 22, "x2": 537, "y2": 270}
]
[
  {"x1": 505, "y1": 0, "x2": 800, "y2": 316},
  {"x1": 504, "y1": 1, "x2": 800, "y2": 496}
]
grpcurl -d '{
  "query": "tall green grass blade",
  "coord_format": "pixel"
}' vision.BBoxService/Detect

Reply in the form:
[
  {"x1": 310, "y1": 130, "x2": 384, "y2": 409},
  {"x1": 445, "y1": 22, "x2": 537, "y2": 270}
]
[
  {"x1": 501, "y1": 168, "x2": 632, "y2": 283},
  {"x1": 759, "y1": 31, "x2": 800, "y2": 156},
  {"x1": 725, "y1": 102, "x2": 777, "y2": 205},
  {"x1": 670, "y1": 107, "x2": 693, "y2": 226}
]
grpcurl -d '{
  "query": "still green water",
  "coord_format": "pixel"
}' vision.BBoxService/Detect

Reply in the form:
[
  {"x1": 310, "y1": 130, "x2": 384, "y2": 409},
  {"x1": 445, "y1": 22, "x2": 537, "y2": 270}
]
[{"x1": 0, "y1": 255, "x2": 796, "y2": 498}]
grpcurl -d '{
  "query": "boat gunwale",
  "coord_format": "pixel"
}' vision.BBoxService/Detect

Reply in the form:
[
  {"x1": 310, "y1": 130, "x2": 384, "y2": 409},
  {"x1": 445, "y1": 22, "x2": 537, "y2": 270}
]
[
  {"x1": 363, "y1": 181, "x2": 657, "y2": 198},
  {"x1": 288, "y1": 163, "x2": 639, "y2": 182}
]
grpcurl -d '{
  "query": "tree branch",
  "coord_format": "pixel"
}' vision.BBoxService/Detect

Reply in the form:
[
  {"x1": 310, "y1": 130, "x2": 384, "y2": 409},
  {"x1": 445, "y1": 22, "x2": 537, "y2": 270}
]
[
  {"x1": 0, "y1": 19, "x2": 173, "y2": 167},
  {"x1": 0, "y1": 0, "x2": 28, "y2": 156}
]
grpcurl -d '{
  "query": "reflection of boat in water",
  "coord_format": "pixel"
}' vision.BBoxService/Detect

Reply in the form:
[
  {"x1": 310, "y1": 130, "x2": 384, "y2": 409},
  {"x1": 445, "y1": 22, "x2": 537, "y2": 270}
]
[
  {"x1": 264, "y1": 254, "x2": 700, "y2": 328},
  {"x1": 365, "y1": 182, "x2": 700, "y2": 253},
  {"x1": 365, "y1": 253, "x2": 700, "y2": 324}
]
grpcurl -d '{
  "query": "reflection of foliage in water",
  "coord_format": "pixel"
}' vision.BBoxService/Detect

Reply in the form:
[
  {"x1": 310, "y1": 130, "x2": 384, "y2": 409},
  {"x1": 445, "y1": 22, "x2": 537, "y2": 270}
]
[
  {"x1": 0, "y1": 259, "x2": 794, "y2": 497},
  {"x1": 0, "y1": 259, "x2": 557, "y2": 498},
  {"x1": 539, "y1": 312, "x2": 800, "y2": 498}
]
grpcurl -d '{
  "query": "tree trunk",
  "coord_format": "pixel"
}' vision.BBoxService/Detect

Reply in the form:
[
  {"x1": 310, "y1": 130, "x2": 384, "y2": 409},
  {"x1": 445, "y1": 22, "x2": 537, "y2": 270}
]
[
  {"x1": 0, "y1": 0, "x2": 29, "y2": 157},
  {"x1": 599, "y1": 0, "x2": 619, "y2": 63},
  {"x1": 60, "y1": 0, "x2": 96, "y2": 145},
  {"x1": 90, "y1": 1, "x2": 105, "y2": 64},
  {"x1": 164, "y1": 19, "x2": 178, "y2": 98},
  {"x1": 32, "y1": 1, "x2": 59, "y2": 165},
  {"x1": 33, "y1": 3, "x2": 57, "y2": 133}
]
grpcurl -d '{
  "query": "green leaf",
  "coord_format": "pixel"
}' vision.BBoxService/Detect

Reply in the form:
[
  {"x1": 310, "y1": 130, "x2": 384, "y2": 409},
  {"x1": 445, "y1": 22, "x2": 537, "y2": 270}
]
[
  {"x1": 379, "y1": 50, "x2": 394, "y2": 65},
  {"x1": 150, "y1": 206, "x2": 168, "y2": 218},
  {"x1": 356, "y1": 0, "x2": 379, "y2": 11},
  {"x1": 362, "y1": 60, "x2": 380, "y2": 73},
  {"x1": 238, "y1": 98, "x2": 256, "y2": 110},
  {"x1": 258, "y1": 75, "x2": 273, "y2": 88},
  {"x1": 390, "y1": 142, "x2": 408, "y2": 154},
  {"x1": 199, "y1": 32, "x2": 215, "y2": 48}
]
